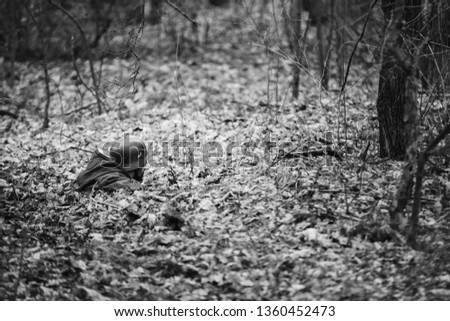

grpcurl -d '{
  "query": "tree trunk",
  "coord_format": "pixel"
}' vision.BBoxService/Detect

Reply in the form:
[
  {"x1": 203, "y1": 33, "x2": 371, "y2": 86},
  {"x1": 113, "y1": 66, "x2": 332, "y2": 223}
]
[
  {"x1": 420, "y1": 0, "x2": 450, "y2": 92},
  {"x1": 149, "y1": 0, "x2": 162, "y2": 25},
  {"x1": 317, "y1": 13, "x2": 327, "y2": 89},
  {"x1": 376, "y1": 0, "x2": 422, "y2": 160},
  {"x1": 292, "y1": 0, "x2": 302, "y2": 99},
  {"x1": 382, "y1": 0, "x2": 423, "y2": 234},
  {"x1": 376, "y1": 59, "x2": 407, "y2": 159}
]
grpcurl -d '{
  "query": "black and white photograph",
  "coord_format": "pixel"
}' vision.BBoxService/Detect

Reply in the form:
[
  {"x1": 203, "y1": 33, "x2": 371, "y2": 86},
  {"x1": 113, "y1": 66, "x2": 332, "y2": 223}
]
[{"x1": 1, "y1": 0, "x2": 449, "y2": 314}]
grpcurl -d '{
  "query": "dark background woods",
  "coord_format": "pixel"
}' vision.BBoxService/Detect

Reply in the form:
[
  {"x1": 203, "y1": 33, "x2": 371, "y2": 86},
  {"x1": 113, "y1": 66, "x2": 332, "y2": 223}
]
[{"x1": 1, "y1": 0, "x2": 450, "y2": 300}]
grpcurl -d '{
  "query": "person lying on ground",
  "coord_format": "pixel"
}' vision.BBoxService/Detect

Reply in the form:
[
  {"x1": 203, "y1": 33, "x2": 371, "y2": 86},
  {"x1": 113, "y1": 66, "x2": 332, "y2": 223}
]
[{"x1": 76, "y1": 135, "x2": 147, "y2": 192}]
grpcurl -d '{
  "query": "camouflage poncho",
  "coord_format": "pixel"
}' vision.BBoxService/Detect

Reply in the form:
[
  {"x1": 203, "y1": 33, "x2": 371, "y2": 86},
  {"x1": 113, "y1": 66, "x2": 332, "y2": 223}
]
[{"x1": 76, "y1": 150, "x2": 143, "y2": 192}]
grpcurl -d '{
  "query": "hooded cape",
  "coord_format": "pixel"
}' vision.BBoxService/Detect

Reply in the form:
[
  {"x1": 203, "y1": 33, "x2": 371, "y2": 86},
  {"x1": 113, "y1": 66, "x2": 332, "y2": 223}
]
[{"x1": 76, "y1": 150, "x2": 143, "y2": 192}]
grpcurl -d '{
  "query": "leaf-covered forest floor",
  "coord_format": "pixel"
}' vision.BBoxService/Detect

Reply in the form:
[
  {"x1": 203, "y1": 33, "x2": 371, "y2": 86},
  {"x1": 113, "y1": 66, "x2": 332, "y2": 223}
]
[{"x1": 1, "y1": 5, "x2": 450, "y2": 300}]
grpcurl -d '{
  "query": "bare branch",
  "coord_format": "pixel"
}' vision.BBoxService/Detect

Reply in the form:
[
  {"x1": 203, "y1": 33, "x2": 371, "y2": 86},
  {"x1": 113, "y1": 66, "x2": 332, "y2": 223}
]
[
  {"x1": 0, "y1": 110, "x2": 18, "y2": 119},
  {"x1": 164, "y1": 0, "x2": 198, "y2": 28},
  {"x1": 48, "y1": 0, "x2": 103, "y2": 114},
  {"x1": 339, "y1": 0, "x2": 378, "y2": 95}
]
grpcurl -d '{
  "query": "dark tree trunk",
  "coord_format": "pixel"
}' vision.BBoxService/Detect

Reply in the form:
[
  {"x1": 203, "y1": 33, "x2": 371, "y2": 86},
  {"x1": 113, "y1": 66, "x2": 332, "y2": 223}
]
[
  {"x1": 376, "y1": 60, "x2": 407, "y2": 159},
  {"x1": 149, "y1": 0, "x2": 162, "y2": 25},
  {"x1": 317, "y1": 12, "x2": 327, "y2": 90},
  {"x1": 292, "y1": 0, "x2": 303, "y2": 99},
  {"x1": 376, "y1": 0, "x2": 422, "y2": 160}
]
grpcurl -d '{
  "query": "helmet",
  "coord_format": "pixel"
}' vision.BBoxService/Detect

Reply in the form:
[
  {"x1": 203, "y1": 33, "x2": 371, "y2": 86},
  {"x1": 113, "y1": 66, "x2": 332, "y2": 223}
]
[{"x1": 108, "y1": 135, "x2": 147, "y2": 171}]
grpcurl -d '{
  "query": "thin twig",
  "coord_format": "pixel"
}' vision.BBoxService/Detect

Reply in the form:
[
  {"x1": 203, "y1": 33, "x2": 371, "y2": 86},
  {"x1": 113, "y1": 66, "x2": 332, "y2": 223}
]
[
  {"x1": 53, "y1": 103, "x2": 96, "y2": 117},
  {"x1": 71, "y1": 37, "x2": 96, "y2": 99},
  {"x1": 90, "y1": 196, "x2": 121, "y2": 211},
  {"x1": 339, "y1": 0, "x2": 378, "y2": 95},
  {"x1": 250, "y1": 42, "x2": 339, "y2": 110},
  {"x1": 164, "y1": 0, "x2": 198, "y2": 28},
  {"x1": 425, "y1": 122, "x2": 450, "y2": 155},
  {"x1": 338, "y1": 0, "x2": 378, "y2": 141}
]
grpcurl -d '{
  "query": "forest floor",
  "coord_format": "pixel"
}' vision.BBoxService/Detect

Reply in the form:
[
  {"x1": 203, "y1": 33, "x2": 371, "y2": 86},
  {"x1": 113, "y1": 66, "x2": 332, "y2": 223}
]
[{"x1": 1, "y1": 6, "x2": 450, "y2": 300}]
